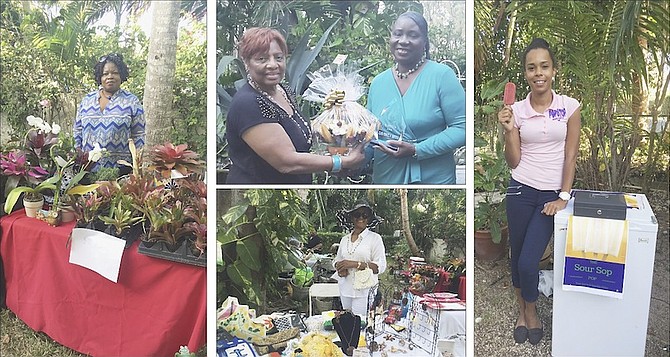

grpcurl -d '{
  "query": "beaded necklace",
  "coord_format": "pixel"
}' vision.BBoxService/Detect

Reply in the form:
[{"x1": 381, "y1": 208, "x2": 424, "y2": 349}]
[
  {"x1": 347, "y1": 233, "x2": 364, "y2": 255},
  {"x1": 248, "y1": 78, "x2": 312, "y2": 144},
  {"x1": 394, "y1": 57, "x2": 426, "y2": 79}
]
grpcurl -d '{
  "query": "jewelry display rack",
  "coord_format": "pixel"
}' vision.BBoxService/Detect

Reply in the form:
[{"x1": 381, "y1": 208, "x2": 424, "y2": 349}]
[
  {"x1": 364, "y1": 285, "x2": 440, "y2": 356},
  {"x1": 407, "y1": 296, "x2": 440, "y2": 355}
]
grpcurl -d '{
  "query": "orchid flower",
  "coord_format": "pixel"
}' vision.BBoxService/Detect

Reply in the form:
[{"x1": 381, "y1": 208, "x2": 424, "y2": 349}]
[
  {"x1": 26, "y1": 115, "x2": 44, "y2": 127},
  {"x1": 51, "y1": 144, "x2": 105, "y2": 209},
  {"x1": 39, "y1": 99, "x2": 52, "y2": 108},
  {"x1": 88, "y1": 143, "x2": 106, "y2": 163}
]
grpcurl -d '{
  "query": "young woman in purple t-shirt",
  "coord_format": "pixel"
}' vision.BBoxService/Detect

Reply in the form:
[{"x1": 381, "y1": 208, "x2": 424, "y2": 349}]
[{"x1": 497, "y1": 38, "x2": 582, "y2": 345}]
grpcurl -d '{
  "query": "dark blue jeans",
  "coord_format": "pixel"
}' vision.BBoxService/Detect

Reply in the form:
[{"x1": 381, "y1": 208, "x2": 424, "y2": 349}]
[{"x1": 506, "y1": 178, "x2": 559, "y2": 302}]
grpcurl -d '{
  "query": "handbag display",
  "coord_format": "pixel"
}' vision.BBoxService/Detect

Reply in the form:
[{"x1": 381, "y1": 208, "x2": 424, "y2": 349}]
[
  {"x1": 253, "y1": 327, "x2": 300, "y2": 355},
  {"x1": 272, "y1": 313, "x2": 307, "y2": 332},
  {"x1": 353, "y1": 267, "x2": 375, "y2": 290}
]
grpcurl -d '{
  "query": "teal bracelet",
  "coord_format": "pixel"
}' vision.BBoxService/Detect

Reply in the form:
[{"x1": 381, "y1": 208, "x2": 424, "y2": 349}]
[{"x1": 331, "y1": 154, "x2": 342, "y2": 173}]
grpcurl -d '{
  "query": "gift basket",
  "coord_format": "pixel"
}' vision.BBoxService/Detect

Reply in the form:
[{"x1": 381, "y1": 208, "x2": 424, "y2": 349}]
[{"x1": 303, "y1": 64, "x2": 381, "y2": 156}]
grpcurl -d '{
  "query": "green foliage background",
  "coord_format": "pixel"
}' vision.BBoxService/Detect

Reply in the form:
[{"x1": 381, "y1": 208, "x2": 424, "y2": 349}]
[
  {"x1": 474, "y1": 0, "x2": 669, "y2": 192},
  {"x1": 218, "y1": 189, "x2": 465, "y2": 311}
]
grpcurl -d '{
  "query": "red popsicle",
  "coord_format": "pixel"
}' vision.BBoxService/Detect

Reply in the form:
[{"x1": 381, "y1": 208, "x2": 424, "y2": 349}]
[{"x1": 503, "y1": 82, "x2": 516, "y2": 105}]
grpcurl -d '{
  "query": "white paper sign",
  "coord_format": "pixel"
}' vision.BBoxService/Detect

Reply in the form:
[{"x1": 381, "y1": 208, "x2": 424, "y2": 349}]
[{"x1": 69, "y1": 228, "x2": 125, "y2": 283}]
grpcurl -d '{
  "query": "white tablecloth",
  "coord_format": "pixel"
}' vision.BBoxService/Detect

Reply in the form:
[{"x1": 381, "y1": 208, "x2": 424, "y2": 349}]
[{"x1": 298, "y1": 303, "x2": 465, "y2": 357}]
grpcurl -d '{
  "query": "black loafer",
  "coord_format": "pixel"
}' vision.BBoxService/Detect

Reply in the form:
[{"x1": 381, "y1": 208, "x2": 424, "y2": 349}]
[
  {"x1": 513, "y1": 326, "x2": 528, "y2": 344},
  {"x1": 528, "y1": 325, "x2": 544, "y2": 345}
]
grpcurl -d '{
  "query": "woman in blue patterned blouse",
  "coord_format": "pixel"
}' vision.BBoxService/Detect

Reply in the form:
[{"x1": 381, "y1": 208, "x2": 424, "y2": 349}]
[{"x1": 74, "y1": 53, "x2": 145, "y2": 174}]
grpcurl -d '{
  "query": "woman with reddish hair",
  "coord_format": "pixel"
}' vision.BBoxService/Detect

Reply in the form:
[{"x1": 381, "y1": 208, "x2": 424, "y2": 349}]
[{"x1": 225, "y1": 28, "x2": 365, "y2": 184}]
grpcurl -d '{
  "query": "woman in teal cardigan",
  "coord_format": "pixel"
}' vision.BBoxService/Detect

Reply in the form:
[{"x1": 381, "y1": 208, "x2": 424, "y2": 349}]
[{"x1": 367, "y1": 11, "x2": 465, "y2": 184}]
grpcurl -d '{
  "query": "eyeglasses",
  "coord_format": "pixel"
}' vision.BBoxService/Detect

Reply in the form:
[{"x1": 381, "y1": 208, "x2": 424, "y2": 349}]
[
  {"x1": 352, "y1": 212, "x2": 370, "y2": 219},
  {"x1": 99, "y1": 53, "x2": 121, "y2": 63}
]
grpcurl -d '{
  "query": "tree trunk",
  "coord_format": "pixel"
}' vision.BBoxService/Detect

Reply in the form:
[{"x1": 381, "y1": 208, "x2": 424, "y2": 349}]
[
  {"x1": 399, "y1": 189, "x2": 421, "y2": 256},
  {"x1": 502, "y1": 8, "x2": 516, "y2": 68},
  {"x1": 143, "y1": 1, "x2": 180, "y2": 148}
]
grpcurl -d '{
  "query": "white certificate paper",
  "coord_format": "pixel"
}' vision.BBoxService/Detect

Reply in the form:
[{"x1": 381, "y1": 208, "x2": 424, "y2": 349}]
[{"x1": 69, "y1": 228, "x2": 125, "y2": 283}]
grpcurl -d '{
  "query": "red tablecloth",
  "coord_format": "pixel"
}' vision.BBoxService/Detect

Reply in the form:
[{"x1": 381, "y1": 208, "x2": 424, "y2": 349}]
[
  {"x1": 459, "y1": 275, "x2": 466, "y2": 301},
  {"x1": 0, "y1": 210, "x2": 206, "y2": 357}
]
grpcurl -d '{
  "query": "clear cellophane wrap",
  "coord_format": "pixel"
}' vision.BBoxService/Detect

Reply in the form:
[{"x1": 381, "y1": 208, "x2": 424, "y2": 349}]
[{"x1": 303, "y1": 64, "x2": 380, "y2": 155}]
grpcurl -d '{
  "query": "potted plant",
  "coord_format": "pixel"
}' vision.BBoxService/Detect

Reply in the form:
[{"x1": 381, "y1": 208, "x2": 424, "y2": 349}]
[
  {"x1": 147, "y1": 142, "x2": 204, "y2": 179},
  {"x1": 474, "y1": 149, "x2": 510, "y2": 260},
  {"x1": 1, "y1": 148, "x2": 52, "y2": 216},
  {"x1": 145, "y1": 200, "x2": 192, "y2": 250},
  {"x1": 74, "y1": 189, "x2": 104, "y2": 229},
  {"x1": 444, "y1": 257, "x2": 466, "y2": 293},
  {"x1": 46, "y1": 146, "x2": 103, "y2": 225},
  {"x1": 99, "y1": 197, "x2": 144, "y2": 246},
  {"x1": 88, "y1": 180, "x2": 122, "y2": 227},
  {"x1": 3, "y1": 175, "x2": 59, "y2": 217},
  {"x1": 2, "y1": 115, "x2": 62, "y2": 217},
  {"x1": 136, "y1": 166, "x2": 206, "y2": 267}
]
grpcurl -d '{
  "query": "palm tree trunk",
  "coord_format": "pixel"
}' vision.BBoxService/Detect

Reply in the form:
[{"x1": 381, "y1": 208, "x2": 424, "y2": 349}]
[
  {"x1": 143, "y1": 1, "x2": 181, "y2": 148},
  {"x1": 502, "y1": 8, "x2": 516, "y2": 68},
  {"x1": 399, "y1": 189, "x2": 421, "y2": 256}
]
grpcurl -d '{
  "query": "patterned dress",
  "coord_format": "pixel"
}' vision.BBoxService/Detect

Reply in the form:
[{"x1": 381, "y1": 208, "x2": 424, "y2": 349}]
[{"x1": 74, "y1": 88, "x2": 145, "y2": 170}]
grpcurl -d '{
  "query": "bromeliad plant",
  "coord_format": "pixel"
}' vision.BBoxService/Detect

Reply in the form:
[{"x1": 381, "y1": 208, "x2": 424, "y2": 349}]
[
  {"x1": 100, "y1": 196, "x2": 144, "y2": 236},
  {"x1": 148, "y1": 142, "x2": 204, "y2": 179},
  {"x1": 144, "y1": 198, "x2": 193, "y2": 248},
  {"x1": 1, "y1": 149, "x2": 50, "y2": 198}
]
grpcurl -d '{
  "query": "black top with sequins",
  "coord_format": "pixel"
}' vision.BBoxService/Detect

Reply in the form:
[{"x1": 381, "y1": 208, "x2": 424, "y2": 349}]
[{"x1": 226, "y1": 83, "x2": 312, "y2": 184}]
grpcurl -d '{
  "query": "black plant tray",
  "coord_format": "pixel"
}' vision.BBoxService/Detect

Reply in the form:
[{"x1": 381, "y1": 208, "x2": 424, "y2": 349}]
[
  {"x1": 137, "y1": 240, "x2": 206, "y2": 268},
  {"x1": 76, "y1": 221, "x2": 140, "y2": 249}
]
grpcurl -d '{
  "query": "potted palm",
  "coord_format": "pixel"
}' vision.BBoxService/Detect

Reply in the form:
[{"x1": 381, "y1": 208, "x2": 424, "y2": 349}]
[{"x1": 474, "y1": 149, "x2": 509, "y2": 260}]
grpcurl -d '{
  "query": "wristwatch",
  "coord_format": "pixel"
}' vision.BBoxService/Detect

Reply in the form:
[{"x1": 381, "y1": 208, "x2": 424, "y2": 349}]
[{"x1": 558, "y1": 191, "x2": 571, "y2": 201}]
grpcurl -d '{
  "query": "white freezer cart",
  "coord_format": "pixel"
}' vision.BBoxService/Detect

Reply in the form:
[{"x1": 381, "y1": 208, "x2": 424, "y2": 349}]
[{"x1": 552, "y1": 193, "x2": 658, "y2": 356}]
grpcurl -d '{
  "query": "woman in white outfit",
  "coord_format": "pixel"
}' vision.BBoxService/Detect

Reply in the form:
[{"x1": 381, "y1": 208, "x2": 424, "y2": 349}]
[{"x1": 332, "y1": 203, "x2": 387, "y2": 318}]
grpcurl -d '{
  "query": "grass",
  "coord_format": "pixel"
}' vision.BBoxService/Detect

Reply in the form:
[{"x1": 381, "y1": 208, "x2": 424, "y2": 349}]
[{"x1": 0, "y1": 309, "x2": 86, "y2": 357}]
